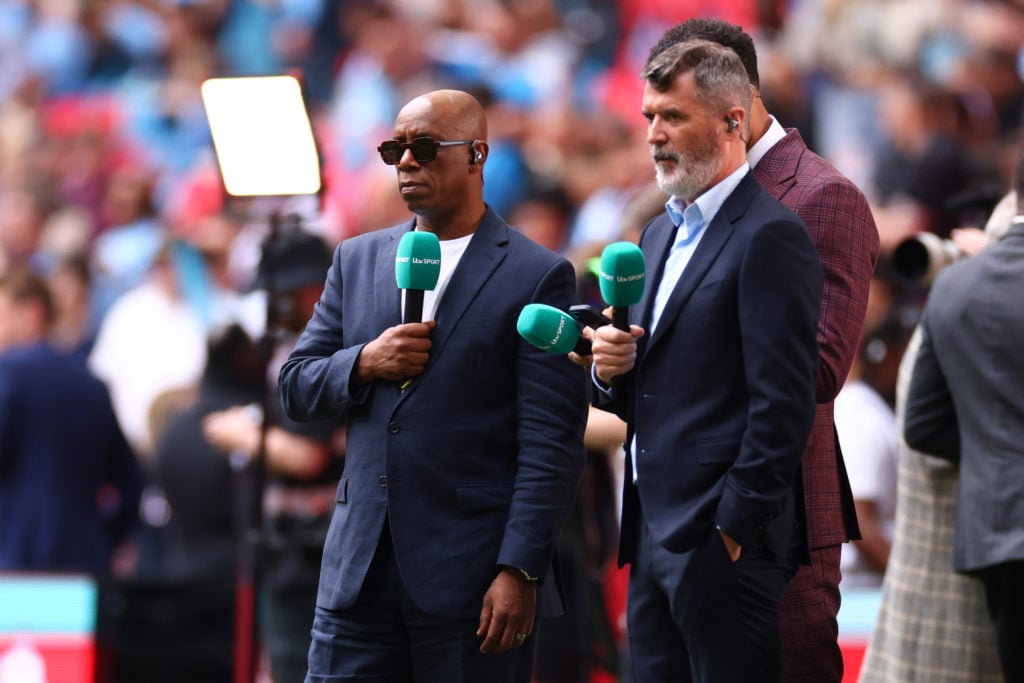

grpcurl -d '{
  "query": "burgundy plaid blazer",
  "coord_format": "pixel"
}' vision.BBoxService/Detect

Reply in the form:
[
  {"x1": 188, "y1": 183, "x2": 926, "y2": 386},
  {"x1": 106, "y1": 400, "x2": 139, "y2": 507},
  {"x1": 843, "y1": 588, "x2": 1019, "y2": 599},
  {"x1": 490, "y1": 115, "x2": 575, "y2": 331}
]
[{"x1": 753, "y1": 129, "x2": 879, "y2": 550}]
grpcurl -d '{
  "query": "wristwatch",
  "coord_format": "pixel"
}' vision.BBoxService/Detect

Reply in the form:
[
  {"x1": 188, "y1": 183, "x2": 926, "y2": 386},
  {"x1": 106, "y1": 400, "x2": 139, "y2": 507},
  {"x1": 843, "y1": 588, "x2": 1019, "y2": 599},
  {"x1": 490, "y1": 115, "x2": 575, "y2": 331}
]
[{"x1": 508, "y1": 566, "x2": 539, "y2": 583}]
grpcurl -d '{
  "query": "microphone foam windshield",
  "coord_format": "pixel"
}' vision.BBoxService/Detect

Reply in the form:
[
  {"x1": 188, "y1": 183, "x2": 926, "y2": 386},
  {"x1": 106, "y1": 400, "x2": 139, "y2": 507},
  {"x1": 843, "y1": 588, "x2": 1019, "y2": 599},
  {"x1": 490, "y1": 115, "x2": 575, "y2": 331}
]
[
  {"x1": 599, "y1": 242, "x2": 646, "y2": 307},
  {"x1": 396, "y1": 231, "x2": 442, "y2": 290},
  {"x1": 516, "y1": 304, "x2": 581, "y2": 355}
]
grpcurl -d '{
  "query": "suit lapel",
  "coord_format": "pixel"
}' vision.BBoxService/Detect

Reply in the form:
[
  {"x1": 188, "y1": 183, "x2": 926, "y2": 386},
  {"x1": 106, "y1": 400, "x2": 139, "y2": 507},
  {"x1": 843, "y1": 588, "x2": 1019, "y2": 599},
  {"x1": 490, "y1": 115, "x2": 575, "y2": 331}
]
[
  {"x1": 645, "y1": 215, "x2": 732, "y2": 353},
  {"x1": 644, "y1": 174, "x2": 758, "y2": 355},
  {"x1": 753, "y1": 129, "x2": 801, "y2": 203},
  {"x1": 635, "y1": 216, "x2": 675, "y2": 360},
  {"x1": 433, "y1": 209, "x2": 507, "y2": 341},
  {"x1": 637, "y1": 216, "x2": 675, "y2": 327}
]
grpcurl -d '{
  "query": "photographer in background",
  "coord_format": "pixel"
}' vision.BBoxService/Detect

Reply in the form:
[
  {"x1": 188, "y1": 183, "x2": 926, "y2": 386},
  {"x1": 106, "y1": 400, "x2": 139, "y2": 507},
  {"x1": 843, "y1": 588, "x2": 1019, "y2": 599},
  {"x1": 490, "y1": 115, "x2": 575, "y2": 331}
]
[
  {"x1": 202, "y1": 229, "x2": 344, "y2": 683},
  {"x1": 890, "y1": 187, "x2": 1012, "y2": 286}
]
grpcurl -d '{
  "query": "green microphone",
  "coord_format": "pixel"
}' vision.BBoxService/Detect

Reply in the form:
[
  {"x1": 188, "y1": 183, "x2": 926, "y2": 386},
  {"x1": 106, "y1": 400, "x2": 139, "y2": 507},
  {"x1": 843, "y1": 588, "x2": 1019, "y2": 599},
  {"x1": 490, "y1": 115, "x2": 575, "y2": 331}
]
[
  {"x1": 395, "y1": 231, "x2": 441, "y2": 323},
  {"x1": 516, "y1": 304, "x2": 590, "y2": 355},
  {"x1": 598, "y1": 242, "x2": 646, "y2": 331}
]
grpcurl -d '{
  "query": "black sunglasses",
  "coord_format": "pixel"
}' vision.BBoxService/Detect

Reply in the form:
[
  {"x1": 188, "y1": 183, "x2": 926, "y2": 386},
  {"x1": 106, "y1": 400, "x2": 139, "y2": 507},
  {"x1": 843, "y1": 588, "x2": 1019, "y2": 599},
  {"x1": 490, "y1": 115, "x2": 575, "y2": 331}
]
[{"x1": 377, "y1": 138, "x2": 476, "y2": 165}]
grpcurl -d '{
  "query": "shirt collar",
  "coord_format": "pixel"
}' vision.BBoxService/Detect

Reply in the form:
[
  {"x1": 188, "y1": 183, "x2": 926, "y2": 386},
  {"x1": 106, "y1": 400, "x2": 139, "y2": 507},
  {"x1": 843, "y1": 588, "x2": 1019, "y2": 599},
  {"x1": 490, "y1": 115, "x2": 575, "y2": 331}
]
[
  {"x1": 746, "y1": 116, "x2": 786, "y2": 168},
  {"x1": 665, "y1": 162, "x2": 750, "y2": 241}
]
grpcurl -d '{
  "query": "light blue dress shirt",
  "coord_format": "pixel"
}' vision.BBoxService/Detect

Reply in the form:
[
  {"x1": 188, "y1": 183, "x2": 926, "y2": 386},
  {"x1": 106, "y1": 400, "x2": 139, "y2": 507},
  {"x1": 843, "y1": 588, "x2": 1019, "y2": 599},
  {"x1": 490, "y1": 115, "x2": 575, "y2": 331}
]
[{"x1": 650, "y1": 162, "x2": 750, "y2": 334}]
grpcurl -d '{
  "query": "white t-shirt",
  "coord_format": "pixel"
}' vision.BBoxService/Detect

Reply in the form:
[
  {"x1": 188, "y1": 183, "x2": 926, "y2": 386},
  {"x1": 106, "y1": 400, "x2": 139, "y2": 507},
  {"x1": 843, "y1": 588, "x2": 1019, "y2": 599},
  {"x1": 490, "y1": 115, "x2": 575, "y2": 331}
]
[
  {"x1": 88, "y1": 280, "x2": 264, "y2": 456},
  {"x1": 402, "y1": 232, "x2": 473, "y2": 322},
  {"x1": 835, "y1": 379, "x2": 899, "y2": 588}
]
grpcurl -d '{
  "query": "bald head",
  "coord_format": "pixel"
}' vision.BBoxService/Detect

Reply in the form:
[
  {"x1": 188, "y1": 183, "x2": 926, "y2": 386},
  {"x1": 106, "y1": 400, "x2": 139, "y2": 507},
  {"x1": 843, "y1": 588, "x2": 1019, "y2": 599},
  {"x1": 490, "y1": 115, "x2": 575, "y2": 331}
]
[
  {"x1": 389, "y1": 90, "x2": 490, "y2": 237},
  {"x1": 399, "y1": 90, "x2": 488, "y2": 142}
]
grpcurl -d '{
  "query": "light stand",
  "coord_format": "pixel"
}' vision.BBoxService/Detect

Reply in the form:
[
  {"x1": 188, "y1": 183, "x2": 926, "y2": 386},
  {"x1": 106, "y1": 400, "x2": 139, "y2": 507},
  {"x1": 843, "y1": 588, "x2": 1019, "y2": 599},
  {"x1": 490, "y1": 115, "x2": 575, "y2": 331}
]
[{"x1": 201, "y1": 74, "x2": 322, "y2": 683}]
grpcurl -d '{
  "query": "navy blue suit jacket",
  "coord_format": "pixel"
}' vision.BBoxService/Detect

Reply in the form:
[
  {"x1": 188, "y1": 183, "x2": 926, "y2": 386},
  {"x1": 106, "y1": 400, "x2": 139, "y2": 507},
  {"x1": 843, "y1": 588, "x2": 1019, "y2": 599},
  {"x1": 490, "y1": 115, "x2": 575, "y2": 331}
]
[
  {"x1": 608, "y1": 173, "x2": 823, "y2": 565},
  {"x1": 0, "y1": 343, "x2": 141, "y2": 575},
  {"x1": 279, "y1": 207, "x2": 589, "y2": 619}
]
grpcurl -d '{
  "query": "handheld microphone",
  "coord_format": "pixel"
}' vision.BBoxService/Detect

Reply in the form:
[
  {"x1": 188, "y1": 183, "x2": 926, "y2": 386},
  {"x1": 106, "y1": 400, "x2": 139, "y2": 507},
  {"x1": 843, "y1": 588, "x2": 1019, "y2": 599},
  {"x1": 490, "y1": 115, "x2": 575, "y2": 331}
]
[
  {"x1": 517, "y1": 304, "x2": 592, "y2": 355},
  {"x1": 598, "y1": 242, "x2": 646, "y2": 331},
  {"x1": 395, "y1": 231, "x2": 441, "y2": 323}
]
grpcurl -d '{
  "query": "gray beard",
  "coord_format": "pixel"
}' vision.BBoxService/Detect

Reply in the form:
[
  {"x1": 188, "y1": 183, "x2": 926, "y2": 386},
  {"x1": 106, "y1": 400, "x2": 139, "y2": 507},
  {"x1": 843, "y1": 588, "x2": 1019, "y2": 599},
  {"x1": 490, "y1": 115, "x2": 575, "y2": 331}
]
[{"x1": 653, "y1": 147, "x2": 723, "y2": 202}]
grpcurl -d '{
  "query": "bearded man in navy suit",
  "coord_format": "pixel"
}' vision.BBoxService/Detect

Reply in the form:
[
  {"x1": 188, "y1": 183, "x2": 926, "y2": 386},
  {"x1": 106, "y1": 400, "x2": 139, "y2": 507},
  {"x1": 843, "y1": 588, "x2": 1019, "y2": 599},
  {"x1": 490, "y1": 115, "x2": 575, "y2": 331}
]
[
  {"x1": 585, "y1": 41, "x2": 822, "y2": 682},
  {"x1": 279, "y1": 89, "x2": 588, "y2": 683},
  {"x1": 647, "y1": 19, "x2": 880, "y2": 683}
]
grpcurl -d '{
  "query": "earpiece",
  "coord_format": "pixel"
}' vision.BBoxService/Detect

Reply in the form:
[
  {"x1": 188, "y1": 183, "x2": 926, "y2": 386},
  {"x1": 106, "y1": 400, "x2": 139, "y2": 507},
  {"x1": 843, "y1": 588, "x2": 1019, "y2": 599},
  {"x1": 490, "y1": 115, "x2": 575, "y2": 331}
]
[
  {"x1": 472, "y1": 149, "x2": 483, "y2": 164},
  {"x1": 726, "y1": 117, "x2": 739, "y2": 133}
]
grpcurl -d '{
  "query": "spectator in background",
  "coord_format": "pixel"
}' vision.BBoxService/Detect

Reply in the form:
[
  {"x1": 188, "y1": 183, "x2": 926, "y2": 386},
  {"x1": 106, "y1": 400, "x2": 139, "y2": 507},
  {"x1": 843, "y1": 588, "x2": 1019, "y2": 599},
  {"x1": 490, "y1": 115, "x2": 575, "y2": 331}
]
[
  {"x1": 44, "y1": 251, "x2": 96, "y2": 359},
  {"x1": 0, "y1": 181, "x2": 58, "y2": 270},
  {"x1": 152, "y1": 322, "x2": 260, "y2": 583},
  {"x1": 88, "y1": 212, "x2": 262, "y2": 460},
  {"x1": 563, "y1": 110, "x2": 652, "y2": 253},
  {"x1": 871, "y1": 72, "x2": 976, "y2": 246},
  {"x1": 98, "y1": 320, "x2": 262, "y2": 683},
  {"x1": 509, "y1": 185, "x2": 574, "y2": 253},
  {"x1": 0, "y1": 267, "x2": 141, "y2": 575},
  {"x1": 90, "y1": 160, "x2": 164, "y2": 318},
  {"x1": 834, "y1": 322, "x2": 899, "y2": 590},
  {"x1": 904, "y1": 154, "x2": 1024, "y2": 682}
]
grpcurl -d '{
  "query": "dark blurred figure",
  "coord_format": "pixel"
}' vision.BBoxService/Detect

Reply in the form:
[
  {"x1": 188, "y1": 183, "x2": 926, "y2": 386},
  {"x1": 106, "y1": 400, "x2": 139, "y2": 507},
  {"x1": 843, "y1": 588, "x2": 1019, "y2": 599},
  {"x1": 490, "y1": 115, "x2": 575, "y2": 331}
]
[
  {"x1": 45, "y1": 251, "x2": 99, "y2": 361},
  {"x1": 509, "y1": 185, "x2": 574, "y2": 254},
  {"x1": 904, "y1": 151, "x2": 1024, "y2": 682},
  {"x1": 0, "y1": 267, "x2": 141, "y2": 575},
  {"x1": 154, "y1": 323, "x2": 263, "y2": 582},
  {"x1": 95, "y1": 324, "x2": 262, "y2": 683},
  {"x1": 872, "y1": 72, "x2": 977, "y2": 239},
  {"x1": 202, "y1": 228, "x2": 344, "y2": 683},
  {"x1": 533, "y1": 256, "x2": 621, "y2": 683},
  {"x1": 834, "y1": 315, "x2": 900, "y2": 590},
  {"x1": 0, "y1": 181, "x2": 60, "y2": 269}
]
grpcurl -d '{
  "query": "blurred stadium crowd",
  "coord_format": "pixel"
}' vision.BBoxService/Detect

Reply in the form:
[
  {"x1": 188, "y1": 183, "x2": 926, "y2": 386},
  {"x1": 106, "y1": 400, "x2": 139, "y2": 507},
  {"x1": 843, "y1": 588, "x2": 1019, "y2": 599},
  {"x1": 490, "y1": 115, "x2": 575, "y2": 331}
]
[{"x1": 2, "y1": 0, "x2": 1024, "y2": 681}]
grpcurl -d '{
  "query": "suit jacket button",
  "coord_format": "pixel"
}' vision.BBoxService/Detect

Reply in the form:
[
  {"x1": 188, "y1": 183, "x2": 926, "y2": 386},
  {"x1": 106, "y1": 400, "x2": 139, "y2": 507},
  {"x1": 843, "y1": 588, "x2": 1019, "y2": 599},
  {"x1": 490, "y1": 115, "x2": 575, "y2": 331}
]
[
  {"x1": 379, "y1": 476, "x2": 387, "y2": 487},
  {"x1": 388, "y1": 420, "x2": 400, "y2": 434}
]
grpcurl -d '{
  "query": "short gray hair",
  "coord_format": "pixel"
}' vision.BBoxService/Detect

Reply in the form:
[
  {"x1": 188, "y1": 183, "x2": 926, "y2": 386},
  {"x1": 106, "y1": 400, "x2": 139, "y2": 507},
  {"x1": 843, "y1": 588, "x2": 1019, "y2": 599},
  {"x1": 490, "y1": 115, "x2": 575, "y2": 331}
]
[{"x1": 641, "y1": 39, "x2": 751, "y2": 119}]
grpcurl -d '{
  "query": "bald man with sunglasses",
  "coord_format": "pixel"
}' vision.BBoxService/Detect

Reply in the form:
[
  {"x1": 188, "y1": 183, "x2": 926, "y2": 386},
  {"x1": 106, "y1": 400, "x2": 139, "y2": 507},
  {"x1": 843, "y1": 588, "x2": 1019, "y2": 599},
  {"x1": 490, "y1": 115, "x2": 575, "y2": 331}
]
[{"x1": 279, "y1": 89, "x2": 588, "y2": 683}]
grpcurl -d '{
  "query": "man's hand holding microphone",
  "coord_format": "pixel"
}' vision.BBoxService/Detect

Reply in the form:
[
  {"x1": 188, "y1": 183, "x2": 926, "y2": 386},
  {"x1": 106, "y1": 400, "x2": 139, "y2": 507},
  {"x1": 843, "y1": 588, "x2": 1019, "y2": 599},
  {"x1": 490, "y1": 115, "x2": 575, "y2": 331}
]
[
  {"x1": 585, "y1": 242, "x2": 646, "y2": 390},
  {"x1": 353, "y1": 231, "x2": 440, "y2": 389},
  {"x1": 516, "y1": 241, "x2": 646, "y2": 387}
]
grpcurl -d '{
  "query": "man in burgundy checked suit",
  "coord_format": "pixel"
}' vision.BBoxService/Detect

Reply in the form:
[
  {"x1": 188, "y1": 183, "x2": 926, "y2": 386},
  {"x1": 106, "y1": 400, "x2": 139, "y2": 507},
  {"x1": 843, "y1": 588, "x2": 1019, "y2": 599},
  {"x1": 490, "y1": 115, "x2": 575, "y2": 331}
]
[{"x1": 648, "y1": 20, "x2": 880, "y2": 683}]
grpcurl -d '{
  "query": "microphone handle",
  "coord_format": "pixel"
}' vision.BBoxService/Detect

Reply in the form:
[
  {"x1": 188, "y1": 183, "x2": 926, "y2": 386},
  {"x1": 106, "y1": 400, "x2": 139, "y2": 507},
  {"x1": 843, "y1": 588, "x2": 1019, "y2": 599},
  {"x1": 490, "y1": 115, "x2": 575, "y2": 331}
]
[
  {"x1": 399, "y1": 289, "x2": 426, "y2": 392},
  {"x1": 404, "y1": 289, "x2": 424, "y2": 324},
  {"x1": 612, "y1": 306, "x2": 630, "y2": 332},
  {"x1": 610, "y1": 305, "x2": 630, "y2": 399}
]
